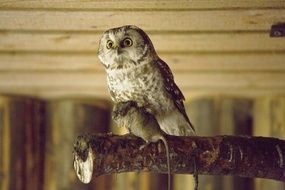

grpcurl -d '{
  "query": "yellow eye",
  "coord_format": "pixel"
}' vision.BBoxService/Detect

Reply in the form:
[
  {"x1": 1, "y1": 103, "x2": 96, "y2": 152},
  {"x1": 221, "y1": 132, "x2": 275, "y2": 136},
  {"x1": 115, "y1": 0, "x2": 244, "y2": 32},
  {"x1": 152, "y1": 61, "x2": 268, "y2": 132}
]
[
  {"x1": 106, "y1": 40, "x2": 113, "y2": 49},
  {"x1": 123, "y1": 38, "x2": 133, "y2": 47}
]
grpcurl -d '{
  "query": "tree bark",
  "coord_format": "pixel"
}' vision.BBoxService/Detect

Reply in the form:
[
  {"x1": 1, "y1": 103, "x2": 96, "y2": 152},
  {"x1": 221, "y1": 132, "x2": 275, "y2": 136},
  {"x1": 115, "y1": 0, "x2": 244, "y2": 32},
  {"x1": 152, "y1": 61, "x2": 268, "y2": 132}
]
[{"x1": 73, "y1": 134, "x2": 285, "y2": 184}]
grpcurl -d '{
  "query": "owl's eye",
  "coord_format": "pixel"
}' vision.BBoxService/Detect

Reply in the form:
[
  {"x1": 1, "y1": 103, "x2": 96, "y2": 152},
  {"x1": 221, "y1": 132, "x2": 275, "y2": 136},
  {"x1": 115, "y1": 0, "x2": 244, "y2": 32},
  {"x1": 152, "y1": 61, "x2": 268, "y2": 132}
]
[
  {"x1": 123, "y1": 38, "x2": 133, "y2": 47},
  {"x1": 106, "y1": 40, "x2": 114, "y2": 49}
]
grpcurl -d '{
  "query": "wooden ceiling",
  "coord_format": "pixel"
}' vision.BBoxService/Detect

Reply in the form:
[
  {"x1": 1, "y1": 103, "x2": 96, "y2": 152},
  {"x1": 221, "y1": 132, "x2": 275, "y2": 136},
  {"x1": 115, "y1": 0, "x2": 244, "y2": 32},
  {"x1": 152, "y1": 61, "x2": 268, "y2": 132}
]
[{"x1": 0, "y1": 0, "x2": 285, "y2": 100}]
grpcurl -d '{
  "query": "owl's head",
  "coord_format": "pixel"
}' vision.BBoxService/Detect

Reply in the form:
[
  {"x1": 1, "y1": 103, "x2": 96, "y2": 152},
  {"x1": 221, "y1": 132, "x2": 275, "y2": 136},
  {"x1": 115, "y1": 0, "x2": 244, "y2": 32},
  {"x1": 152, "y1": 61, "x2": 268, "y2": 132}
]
[{"x1": 98, "y1": 25, "x2": 157, "y2": 70}]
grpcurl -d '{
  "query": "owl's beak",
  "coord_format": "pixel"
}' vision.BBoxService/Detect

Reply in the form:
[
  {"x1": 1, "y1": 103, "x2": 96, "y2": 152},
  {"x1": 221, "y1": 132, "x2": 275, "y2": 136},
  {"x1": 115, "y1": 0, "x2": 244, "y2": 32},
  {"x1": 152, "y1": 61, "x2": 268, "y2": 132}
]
[
  {"x1": 112, "y1": 44, "x2": 122, "y2": 55},
  {"x1": 115, "y1": 47, "x2": 123, "y2": 55}
]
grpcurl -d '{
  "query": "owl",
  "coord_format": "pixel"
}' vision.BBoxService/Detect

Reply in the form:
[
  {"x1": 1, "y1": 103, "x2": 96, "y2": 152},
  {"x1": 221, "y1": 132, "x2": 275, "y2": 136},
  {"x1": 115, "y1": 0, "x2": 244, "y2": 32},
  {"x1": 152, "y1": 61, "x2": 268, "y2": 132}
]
[{"x1": 98, "y1": 25, "x2": 195, "y2": 136}]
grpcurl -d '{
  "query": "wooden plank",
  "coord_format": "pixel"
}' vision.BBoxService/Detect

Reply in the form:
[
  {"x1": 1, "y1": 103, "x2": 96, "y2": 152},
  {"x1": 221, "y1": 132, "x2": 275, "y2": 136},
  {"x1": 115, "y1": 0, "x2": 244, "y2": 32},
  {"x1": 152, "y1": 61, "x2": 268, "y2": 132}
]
[
  {"x1": 2, "y1": 87, "x2": 285, "y2": 100},
  {"x1": 0, "y1": 10, "x2": 284, "y2": 31},
  {"x1": 0, "y1": 88, "x2": 110, "y2": 99},
  {"x1": 1, "y1": 0, "x2": 284, "y2": 10},
  {"x1": 1, "y1": 32, "x2": 284, "y2": 52},
  {"x1": 0, "y1": 72, "x2": 285, "y2": 99},
  {"x1": 0, "y1": 72, "x2": 108, "y2": 88},
  {"x1": 0, "y1": 53, "x2": 285, "y2": 72},
  {"x1": 162, "y1": 54, "x2": 285, "y2": 72},
  {"x1": 177, "y1": 72, "x2": 285, "y2": 88},
  {"x1": 0, "y1": 72, "x2": 284, "y2": 89},
  {"x1": 0, "y1": 53, "x2": 101, "y2": 71}
]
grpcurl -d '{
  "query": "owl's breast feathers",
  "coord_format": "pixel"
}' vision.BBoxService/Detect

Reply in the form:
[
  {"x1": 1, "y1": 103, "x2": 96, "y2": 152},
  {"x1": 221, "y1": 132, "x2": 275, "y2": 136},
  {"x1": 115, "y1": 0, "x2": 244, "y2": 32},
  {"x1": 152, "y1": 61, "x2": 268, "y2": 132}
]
[{"x1": 106, "y1": 62, "x2": 163, "y2": 104}]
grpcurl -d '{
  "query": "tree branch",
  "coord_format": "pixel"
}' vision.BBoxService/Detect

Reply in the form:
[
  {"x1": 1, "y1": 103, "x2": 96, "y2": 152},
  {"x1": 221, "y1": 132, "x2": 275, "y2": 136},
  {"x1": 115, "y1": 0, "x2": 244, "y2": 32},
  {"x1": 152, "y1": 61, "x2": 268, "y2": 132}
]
[{"x1": 73, "y1": 134, "x2": 285, "y2": 183}]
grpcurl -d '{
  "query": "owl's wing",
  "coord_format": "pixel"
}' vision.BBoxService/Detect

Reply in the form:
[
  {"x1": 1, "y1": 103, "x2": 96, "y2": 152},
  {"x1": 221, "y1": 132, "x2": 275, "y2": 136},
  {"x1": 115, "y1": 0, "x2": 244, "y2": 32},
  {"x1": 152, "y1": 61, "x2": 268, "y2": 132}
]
[{"x1": 156, "y1": 58, "x2": 195, "y2": 130}]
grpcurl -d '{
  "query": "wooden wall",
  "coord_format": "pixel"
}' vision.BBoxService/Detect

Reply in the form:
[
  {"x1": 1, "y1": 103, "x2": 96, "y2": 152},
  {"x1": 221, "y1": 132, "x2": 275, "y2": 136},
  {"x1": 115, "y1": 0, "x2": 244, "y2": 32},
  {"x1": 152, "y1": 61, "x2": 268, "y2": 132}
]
[
  {"x1": 0, "y1": 96, "x2": 112, "y2": 190},
  {"x1": 0, "y1": 0, "x2": 285, "y2": 99},
  {"x1": 0, "y1": 96, "x2": 46, "y2": 190}
]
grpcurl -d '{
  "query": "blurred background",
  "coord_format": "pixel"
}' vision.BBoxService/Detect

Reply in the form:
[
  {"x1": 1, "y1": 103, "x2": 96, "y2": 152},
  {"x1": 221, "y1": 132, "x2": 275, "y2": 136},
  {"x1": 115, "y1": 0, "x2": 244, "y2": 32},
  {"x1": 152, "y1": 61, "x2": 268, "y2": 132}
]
[{"x1": 0, "y1": 1, "x2": 285, "y2": 190}]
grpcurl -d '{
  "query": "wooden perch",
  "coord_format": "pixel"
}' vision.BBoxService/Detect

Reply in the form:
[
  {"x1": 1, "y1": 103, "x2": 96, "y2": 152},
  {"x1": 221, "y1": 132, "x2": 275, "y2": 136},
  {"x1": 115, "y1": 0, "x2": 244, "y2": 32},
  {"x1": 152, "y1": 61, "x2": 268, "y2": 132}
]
[{"x1": 73, "y1": 134, "x2": 285, "y2": 183}]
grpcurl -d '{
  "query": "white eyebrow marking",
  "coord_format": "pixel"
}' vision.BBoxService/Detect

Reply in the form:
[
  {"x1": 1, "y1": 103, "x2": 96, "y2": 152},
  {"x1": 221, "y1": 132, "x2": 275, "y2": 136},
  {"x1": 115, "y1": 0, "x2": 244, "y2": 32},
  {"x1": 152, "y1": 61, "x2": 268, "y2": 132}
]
[{"x1": 276, "y1": 145, "x2": 284, "y2": 168}]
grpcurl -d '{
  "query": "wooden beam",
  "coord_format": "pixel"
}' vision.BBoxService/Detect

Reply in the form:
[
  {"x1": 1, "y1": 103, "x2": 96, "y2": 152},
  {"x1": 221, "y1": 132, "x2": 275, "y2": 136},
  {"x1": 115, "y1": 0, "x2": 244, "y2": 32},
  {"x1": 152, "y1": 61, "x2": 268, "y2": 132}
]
[
  {"x1": 2, "y1": 87, "x2": 285, "y2": 100},
  {"x1": 0, "y1": 54, "x2": 102, "y2": 71},
  {"x1": 0, "y1": 72, "x2": 284, "y2": 89},
  {"x1": 0, "y1": 53, "x2": 284, "y2": 72},
  {"x1": 0, "y1": 32, "x2": 284, "y2": 52},
  {"x1": 0, "y1": 72, "x2": 285, "y2": 99},
  {"x1": 0, "y1": 9, "x2": 284, "y2": 31},
  {"x1": 1, "y1": 0, "x2": 284, "y2": 10},
  {"x1": 162, "y1": 53, "x2": 285, "y2": 72},
  {"x1": 0, "y1": 88, "x2": 109, "y2": 100}
]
